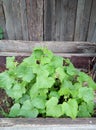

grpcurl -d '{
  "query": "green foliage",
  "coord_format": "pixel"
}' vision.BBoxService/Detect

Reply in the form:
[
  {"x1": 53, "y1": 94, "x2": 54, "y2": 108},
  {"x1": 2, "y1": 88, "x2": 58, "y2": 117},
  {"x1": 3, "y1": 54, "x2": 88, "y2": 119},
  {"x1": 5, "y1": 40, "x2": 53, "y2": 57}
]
[
  {"x1": 0, "y1": 47, "x2": 96, "y2": 119},
  {"x1": 0, "y1": 27, "x2": 3, "y2": 39}
]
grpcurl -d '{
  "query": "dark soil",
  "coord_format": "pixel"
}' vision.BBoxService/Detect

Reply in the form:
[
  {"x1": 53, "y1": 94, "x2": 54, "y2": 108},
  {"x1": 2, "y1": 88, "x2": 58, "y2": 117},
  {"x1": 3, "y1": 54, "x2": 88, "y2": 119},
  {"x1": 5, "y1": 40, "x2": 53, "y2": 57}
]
[{"x1": 0, "y1": 89, "x2": 13, "y2": 117}]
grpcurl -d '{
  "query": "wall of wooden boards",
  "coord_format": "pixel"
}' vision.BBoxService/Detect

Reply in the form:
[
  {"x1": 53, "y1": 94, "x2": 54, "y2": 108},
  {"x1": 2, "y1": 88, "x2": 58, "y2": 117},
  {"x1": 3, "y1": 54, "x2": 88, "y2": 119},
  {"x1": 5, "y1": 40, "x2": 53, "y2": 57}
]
[{"x1": 0, "y1": 0, "x2": 96, "y2": 42}]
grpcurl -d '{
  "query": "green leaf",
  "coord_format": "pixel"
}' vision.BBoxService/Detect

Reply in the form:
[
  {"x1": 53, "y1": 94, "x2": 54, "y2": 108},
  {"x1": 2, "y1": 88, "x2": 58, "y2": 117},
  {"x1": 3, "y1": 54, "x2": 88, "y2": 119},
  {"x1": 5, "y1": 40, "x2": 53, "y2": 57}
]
[
  {"x1": 55, "y1": 67, "x2": 67, "y2": 82},
  {"x1": 44, "y1": 64, "x2": 55, "y2": 75},
  {"x1": 78, "y1": 102, "x2": 91, "y2": 117},
  {"x1": 0, "y1": 71, "x2": 14, "y2": 89},
  {"x1": 46, "y1": 97, "x2": 63, "y2": 117},
  {"x1": 62, "y1": 99, "x2": 78, "y2": 119},
  {"x1": 32, "y1": 47, "x2": 44, "y2": 59},
  {"x1": 9, "y1": 103, "x2": 20, "y2": 117},
  {"x1": 49, "y1": 91, "x2": 60, "y2": 99},
  {"x1": 6, "y1": 83, "x2": 26, "y2": 100},
  {"x1": 16, "y1": 62, "x2": 35, "y2": 82},
  {"x1": 30, "y1": 84, "x2": 39, "y2": 99},
  {"x1": 36, "y1": 76, "x2": 55, "y2": 89},
  {"x1": 32, "y1": 97, "x2": 45, "y2": 109},
  {"x1": 51, "y1": 56, "x2": 63, "y2": 68},
  {"x1": 78, "y1": 72, "x2": 96, "y2": 90},
  {"x1": 35, "y1": 66, "x2": 49, "y2": 77},
  {"x1": 19, "y1": 100, "x2": 38, "y2": 117},
  {"x1": 66, "y1": 65, "x2": 78, "y2": 76},
  {"x1": 59, "y1": 80, "x2": 73, "y2": 96},
  {"x1": 6, "y1": 57, "x2": 16, "y2": 69},
  {"x1": 38, "y1": 89, "x2": 48, "y2": 99},
  {"x1": 78, "y1": 87, "x2": 94, "y2": 103},
  {"x1": 87, "y1": 101, "x2": 94, "y2": 114}
]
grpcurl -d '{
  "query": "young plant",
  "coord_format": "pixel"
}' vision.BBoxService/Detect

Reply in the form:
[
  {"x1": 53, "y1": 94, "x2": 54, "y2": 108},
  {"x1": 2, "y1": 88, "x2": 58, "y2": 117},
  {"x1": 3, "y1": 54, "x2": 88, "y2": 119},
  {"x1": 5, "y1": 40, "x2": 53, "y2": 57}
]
[{"x1": 0, "y1": 47, "x2": 96, "y2": 119}]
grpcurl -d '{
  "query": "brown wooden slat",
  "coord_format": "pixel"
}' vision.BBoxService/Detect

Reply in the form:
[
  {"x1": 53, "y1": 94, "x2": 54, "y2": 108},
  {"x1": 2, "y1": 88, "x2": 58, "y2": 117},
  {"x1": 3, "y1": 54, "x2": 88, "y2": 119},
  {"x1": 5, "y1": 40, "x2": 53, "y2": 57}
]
[
  {"x1": 26, "y1": 0, "x2": 43, "y2": 41},
  {"x1": 0, "y1": 40, "x2": 96, "y2": 53},
  {"x1": 0, "y1": 40, "x2": 96, "y2": 55},
  {"x1": 20, "y1": 0, "x2": 29, "y2": 40},
  {"x1": 0, "y1": 118, "x2": 96, "y2": 130},
  {"x1": 60, "y1": 0, "x2": 77, "y2": 41},
  {"x1": 44, "y1": 0, "x2": 56, "y2": 41},
  {"x1": 74, "y1": 0, "x2": 92, "y2": 41},
  {"x1": 11, "y1": 0, "x2": 23, "y2": 40},
  {"x1": 3, "y1": 0, "x2": 16, "y2": 39},
  {"x1": 0, "y1": 2, "x2": 8, "y2": 39},
  {"x1": 55, "y1": 0, "x2": 61, "y2": 41},
  {"x1": 0, "y1": 118, "x2": 96, "y2": 126},
  {"x1": 87, "y1": 0, "x2": 96, "y2": 42}
]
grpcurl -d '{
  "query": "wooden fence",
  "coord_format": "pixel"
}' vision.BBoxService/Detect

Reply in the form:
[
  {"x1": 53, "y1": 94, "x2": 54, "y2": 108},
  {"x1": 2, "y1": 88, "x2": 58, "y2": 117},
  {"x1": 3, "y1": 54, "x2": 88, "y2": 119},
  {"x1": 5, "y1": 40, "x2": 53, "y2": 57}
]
[{"x1": 0, "y1": 0, "x2": 96, "y2": 42}]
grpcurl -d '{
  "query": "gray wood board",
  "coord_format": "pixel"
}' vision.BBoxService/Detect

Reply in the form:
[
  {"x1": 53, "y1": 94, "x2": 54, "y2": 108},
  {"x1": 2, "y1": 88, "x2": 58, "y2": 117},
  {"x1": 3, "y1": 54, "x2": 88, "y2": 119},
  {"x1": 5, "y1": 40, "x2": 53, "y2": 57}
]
[
  {"x1": 19, "y1": 0, "x2": 29, "y2": 40},
  {"x1": 3, "y1": 0, "x2": 16, "y2": 39},
  {"x1": 74, "y1": 0, "x2": 92, "y2": 41},
  {"x1": 55, "y1": 0, "x2": 62, "y2": 40},
  {"x1": 0, "y1": 2, "x2": 8, "y2": 39},
  {"x1": 26, "y1": 0, "x2": 43, "y2": 41},
  {"x1": 11, "y1": 0, "x2": 23, "y2": 40},
  {"x1": 87, "y1": 0, "x2": 96, "y2": 42},
  {"x1": 60, "y1": 0, "x2": 77, "y2": 41},
  {"x1": 0, "y1": 118, "x2": 96, "y2": 130},
  {"x1": 44, "y1": 0, "x2": 56, "y2": 41},
  {"x1": 0, "y1": 40, "x2": 96, "y2": 56}
]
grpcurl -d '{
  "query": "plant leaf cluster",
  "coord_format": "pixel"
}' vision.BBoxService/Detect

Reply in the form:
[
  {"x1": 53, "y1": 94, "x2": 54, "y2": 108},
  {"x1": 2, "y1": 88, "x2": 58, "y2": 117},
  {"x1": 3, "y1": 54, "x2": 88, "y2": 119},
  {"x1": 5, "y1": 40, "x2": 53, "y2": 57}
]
[{"x1": 0, "y1": 47, "x2": 96, "y2": 119}]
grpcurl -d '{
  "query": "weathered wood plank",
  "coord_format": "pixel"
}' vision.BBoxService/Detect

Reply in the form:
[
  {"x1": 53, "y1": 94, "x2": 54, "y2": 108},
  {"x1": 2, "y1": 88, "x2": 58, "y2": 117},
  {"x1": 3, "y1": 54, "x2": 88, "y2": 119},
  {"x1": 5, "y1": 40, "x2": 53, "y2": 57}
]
[
  {"x1": 44, "y1": 0, "x2": 56, "y2": 41},
  {"x1": 3, "y1": 0, "x2": 15, "y2": 39},
  {"x1": 11, "y1": 0, "x2": 23, "y2": 40},
  {"x1": 59, "y1": 0, "x2": 68, "y2": 41},
  {"x1": 87, "y1": 0, "x2": 96, "y2": 42},
  {"x1": 60, "y1": 0, "x2": 77, "y2": 41},
  {"x1": 74, "y1": 0, "x2": 92, "y2": 41},
  {"x1": 26, "y1": 0, "x2": 43, "y2": 41},
  {"x1": 0, "y1": 40, "x2": 95, "y2": 55},
  {"x1": 74, "y1": 0, "x2": 85, "y2": 40},
  {"x1": 0, "y1": 118, "x2": 96, "y2": 130},
  {"x1": 54, "y1": 0, "x2": 77, "y2": 41},
  {"x1": 0, "y1": 1, "x2": 8, "y2": 39},
  {"x1": 20, "y1": 0, "x2": 29, "y2": 40},
  {"x1": 55, "y1": 0, "x2": 61, "y2": 41},
  {"x1": 44, "y1": 0, "x2": 51, "y2": 40},
  {"x1": 80, "y1": 0, "x2": 92, "y2": 41},
  {"x1": 0, "y1": 52, "x2": 96, "y2": 57}
]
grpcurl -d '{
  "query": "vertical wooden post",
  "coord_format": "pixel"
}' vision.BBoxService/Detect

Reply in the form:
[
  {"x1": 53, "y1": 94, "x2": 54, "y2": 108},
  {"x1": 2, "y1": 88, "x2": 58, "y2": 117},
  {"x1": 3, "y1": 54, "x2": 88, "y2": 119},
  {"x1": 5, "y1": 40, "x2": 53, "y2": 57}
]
[
  {"x1": 26, "y1": 0, "x2": 43, "y2": 41},
  {"x1": 74, "y1": 0, "x2": 92, "y2": 41},
  {"x1": 87, "y1": 0, "x2": 96, "y2": 42}
]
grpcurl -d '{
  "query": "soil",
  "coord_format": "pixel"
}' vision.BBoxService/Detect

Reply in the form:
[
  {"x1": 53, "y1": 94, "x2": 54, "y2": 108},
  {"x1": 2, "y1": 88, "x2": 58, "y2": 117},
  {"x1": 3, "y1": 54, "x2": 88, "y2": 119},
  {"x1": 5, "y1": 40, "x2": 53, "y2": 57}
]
[
  {"x1": 0, "y1": 89, "x2": 13, "y2": 117},
  {"x1": 0, "y1": 56, "x2": 95, "y2": 118}
]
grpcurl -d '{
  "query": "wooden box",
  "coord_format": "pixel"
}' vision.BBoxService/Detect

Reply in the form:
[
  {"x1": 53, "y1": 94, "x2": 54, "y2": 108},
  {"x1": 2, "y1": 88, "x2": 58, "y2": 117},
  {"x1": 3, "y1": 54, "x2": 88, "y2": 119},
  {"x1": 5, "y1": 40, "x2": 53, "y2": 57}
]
[{"x1": 0, "y1": 40, "x2": 96, "y2": 130}]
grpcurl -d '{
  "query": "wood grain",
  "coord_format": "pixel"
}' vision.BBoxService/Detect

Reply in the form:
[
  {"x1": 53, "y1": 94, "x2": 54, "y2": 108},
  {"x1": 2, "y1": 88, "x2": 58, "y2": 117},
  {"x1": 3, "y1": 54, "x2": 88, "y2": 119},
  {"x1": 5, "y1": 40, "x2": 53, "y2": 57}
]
[
  {"x1": 74, "y1": 0, "x2": 92, "y2": 41},
  {"x1": 0, "y1": 2, "x2": 8, "y2": 39},
  {"x1": 20, "y1": 0, "x2": 29, "y2": 40},
  {"x1": 3, "y1": 0, "x2": 16, "y2": 39},
  {"x1": 0, "y1": 40, "x2": 95, "y2": 56},
  {"x1": 44, "y1": 0, "x2": 56, "y2": 40},
  {"x1": 26, "y1": 0, "x2": 43, "y2": 41},
  {"x1": 60, "y1": 0, "x2": 77, "y2": 41},
  {"x1": 87, "y1": 0, "x2": 96, "y2": 42},
  {"x1": 0, "y1": 118, "x2": 96, "y2": 130}
]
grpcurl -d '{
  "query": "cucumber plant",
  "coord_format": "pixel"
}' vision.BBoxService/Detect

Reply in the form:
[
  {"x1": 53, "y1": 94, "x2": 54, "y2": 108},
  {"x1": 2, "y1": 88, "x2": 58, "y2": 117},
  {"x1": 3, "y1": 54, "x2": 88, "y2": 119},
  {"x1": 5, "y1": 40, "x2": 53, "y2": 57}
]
[{"x1": 0, "y1": 47, "x2": 96, "y2": 118}]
